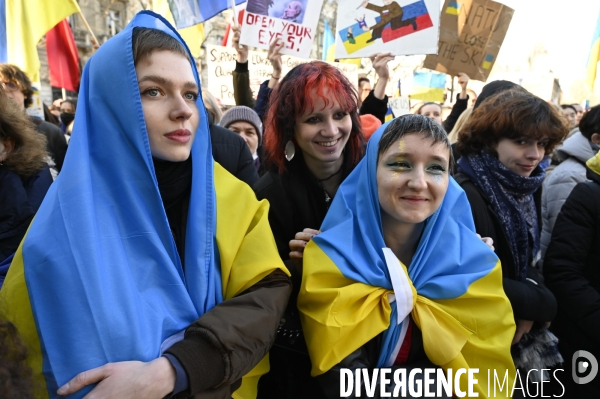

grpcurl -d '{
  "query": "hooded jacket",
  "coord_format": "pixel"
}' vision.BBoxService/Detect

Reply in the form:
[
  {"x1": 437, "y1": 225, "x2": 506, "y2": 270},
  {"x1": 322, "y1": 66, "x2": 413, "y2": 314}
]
[{"x1": 541, "y1": 132, "x2": 596, "y2": 260}]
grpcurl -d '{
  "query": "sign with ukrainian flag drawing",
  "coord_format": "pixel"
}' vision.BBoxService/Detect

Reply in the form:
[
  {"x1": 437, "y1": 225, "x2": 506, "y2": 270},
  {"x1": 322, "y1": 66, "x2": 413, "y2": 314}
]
[
  {"x1": 423, "y1": 0, "x2": 513, "y2": 81},
  {"x1": 334, "y1": 0, "x2": 441, "y2": 59}
]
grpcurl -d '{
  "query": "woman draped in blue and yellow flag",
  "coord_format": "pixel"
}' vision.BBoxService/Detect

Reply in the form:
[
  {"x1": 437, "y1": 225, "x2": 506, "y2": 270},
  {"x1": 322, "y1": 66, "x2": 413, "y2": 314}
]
[
  {"x1": 0, "y1": 11, "x2": 290, "y2": 399},
  {"x1": 298, "y1": 115, "x2": 516, "y2": 398}
]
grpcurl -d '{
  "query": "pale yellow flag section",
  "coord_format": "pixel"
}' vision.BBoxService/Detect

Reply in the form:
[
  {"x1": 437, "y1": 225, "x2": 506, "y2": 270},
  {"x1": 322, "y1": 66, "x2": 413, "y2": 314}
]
[
  {"x1": 6, "y1": 0, "x2": 80, "y2": 81},
  {"x1": 151, "y1": 0, "x2": 205, "y2": 58},
  {"x1": 213, "y1": 163, "x2": 291, "y2": 399}
]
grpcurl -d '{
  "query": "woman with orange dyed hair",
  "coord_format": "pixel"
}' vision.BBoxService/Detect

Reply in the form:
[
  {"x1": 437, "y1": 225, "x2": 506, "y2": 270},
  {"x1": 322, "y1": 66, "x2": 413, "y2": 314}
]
[{"x1": 254, "y1": 61, "x2": 365, "y2": 398}]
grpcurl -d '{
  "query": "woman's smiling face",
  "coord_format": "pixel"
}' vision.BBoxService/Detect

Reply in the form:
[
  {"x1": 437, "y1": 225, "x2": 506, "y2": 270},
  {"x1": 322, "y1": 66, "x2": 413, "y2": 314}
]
[
  {"x1": 293, "y1": 88, "x2": 352, "y2": 166},
  {"x1": 377, "y1": 132, "x2": 450, "y2": 228}
]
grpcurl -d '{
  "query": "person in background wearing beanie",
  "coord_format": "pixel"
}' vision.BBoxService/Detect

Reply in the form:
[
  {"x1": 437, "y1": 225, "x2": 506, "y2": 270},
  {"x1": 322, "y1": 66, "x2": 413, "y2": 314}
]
[
  {"x1": 0, "y1": 64, "x2": 67, "y2": 172},
  {"x1": 221, "y1": 105, "x2": 264, "y2": 174},
  {"x1": 203, "y1": 90, "x2": 259, "y2": 186},
  {"x1": 540, "y1": 105, "x2": 600, "y2": 263}
]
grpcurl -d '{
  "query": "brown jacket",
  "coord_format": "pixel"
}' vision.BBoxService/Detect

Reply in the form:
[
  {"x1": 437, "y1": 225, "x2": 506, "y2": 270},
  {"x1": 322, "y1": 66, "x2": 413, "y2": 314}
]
[{"x1": 168, "y1": 270, "x2": 292, "y2": 398}]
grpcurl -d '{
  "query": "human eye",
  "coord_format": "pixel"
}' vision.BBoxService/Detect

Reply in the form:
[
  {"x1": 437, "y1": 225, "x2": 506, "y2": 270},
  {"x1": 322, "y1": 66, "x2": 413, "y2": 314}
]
[
  {"x1": 142, "y1": 87, "x2": 162, "y2": 97},
  {"x1": 304, "y1": 116, "x2": 321, "y2": 124},
  {"x1": 514, "y1": 138, "x2": 527, "y2": 145},
  {"x1": 538, "y1": 140, "x2": 549, "y2": 147},
  {"x1": 427, "y1": 164, "x2": 447, "y2": 174},
  {"x1": 387, "y1": 160, "x2": 410, "y2": 169},
  {"x1": 334, "y1": 111, "x2": 348, "y2": 120},
  {"x1": 184, "y1": 91, "x2": 198, "y2": 101}
]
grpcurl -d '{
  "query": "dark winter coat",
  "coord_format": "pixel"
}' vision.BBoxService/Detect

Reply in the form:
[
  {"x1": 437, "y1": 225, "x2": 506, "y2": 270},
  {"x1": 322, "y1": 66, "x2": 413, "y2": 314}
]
[
  {"x1": 454, "y1": 172, "x2": 557, "y2": 322},
  {"x1": 253, "y1": 152, "x2": 353, "y2": 399},
  {"x1": 0, "y1": 165, "x2": 52, "y2": 263},
  {"x1": 544, "y1": 169, "x2": 600, "y2": 365}
]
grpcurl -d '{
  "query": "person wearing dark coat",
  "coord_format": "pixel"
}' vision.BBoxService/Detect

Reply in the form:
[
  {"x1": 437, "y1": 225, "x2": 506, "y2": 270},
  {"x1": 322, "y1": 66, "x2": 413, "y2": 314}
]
[
  {"x1": 454, "y1": 88, "x2": 568, "y2": 386},
  {"x1": 210, "y1": 124, "x2": 259, "y2": 186},
  {"x1": 254, "y1": 61, "x2": 366, "y2": 399},
  {"x1": 543, "y1": 150, "x2": 600, "y2": 397},
  {"x1": 0, "y1": 85, "x2": 52, "y2": 282},
  {"x1": 0, "y1": 63, "x2": 68, "y2": 172}
]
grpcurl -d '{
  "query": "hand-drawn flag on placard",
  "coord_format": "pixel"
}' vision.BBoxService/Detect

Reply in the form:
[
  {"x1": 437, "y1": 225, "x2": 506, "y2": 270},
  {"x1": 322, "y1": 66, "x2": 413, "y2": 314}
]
[
  {"x1": 338, "y1": 20, "x2": 376, "y2": 54},
  {"x1": 410, "y1": 71, "x2": 446, "y2": 102},
  {"x1": 482, "y1": 53, "x2": 494, "y2": 70},
  {"x1": 167, "y1": 0, "x2": 246, "y2": 29},
  {"x1": 446, "y1": 1, "x2": 460, "y2": 15},
  {"x1": 374, "y1": 0, "x2": 434, "y2": 44}
]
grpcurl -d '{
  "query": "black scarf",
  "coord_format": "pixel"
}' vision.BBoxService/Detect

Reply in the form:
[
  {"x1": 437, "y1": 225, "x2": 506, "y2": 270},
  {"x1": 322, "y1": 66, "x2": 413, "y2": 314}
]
[{"x1": 152, "y1": 156, "x2": 192, "y2": 260}]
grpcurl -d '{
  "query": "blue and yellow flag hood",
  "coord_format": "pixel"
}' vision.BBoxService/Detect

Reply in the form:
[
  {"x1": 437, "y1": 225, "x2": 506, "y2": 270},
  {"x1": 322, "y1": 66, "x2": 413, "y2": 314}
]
[
  {"x1": 298, "y1": 119, "x2": 516, "y2": 398},
  {"x1": 1, "y1": 11, "x2": 285, "y2": 399}
]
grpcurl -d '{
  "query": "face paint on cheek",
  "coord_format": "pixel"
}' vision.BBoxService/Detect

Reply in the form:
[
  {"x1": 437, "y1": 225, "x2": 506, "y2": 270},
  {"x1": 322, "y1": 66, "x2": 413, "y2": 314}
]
[{"x1": 431, "y1": 174, "x2": 444, "y2": 183}]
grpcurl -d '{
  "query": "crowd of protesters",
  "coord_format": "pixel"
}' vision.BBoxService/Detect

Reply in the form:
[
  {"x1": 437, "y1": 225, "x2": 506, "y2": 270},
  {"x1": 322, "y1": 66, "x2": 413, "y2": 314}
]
[{"x1": 1, "y1": 9, "x2": 599, "y2": 399}]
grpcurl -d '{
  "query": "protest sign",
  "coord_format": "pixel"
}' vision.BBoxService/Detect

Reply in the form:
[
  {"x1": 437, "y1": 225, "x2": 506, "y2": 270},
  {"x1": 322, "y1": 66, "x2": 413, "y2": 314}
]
[
  {"x1": 388, "y1": 96, "x2": 411, "y2": 116},
  {"x1": 240, "y1": 0, "x2": 324, "y2": 58},
  {"x1": 206, "y1": 45, "x2": 358, "y2": 105},
  {"x1": 423, "y1": 0, "x2": 514, "y2": 81},
  {"x1": 334, "y1": 0, "x2": 440, "y2": 59}
]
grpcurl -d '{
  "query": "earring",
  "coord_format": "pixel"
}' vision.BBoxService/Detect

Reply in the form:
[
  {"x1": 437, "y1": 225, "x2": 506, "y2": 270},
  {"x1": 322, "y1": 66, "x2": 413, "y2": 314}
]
[{"x1": 285, "y1": 140, "x2": 295, "y2": 161}]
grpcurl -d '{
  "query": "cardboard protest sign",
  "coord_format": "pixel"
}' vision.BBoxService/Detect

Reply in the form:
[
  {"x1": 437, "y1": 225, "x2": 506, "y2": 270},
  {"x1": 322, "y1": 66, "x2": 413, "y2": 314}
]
[
  {"x1": 423, "y1": 0, "x2": 514, "y2": 81},
  {"x1": 206, "y1": 45, "x2": 358, "y2": 105},
  {"x1": 240, "y1": 0, "x2": 324, "y2": 58},
  {"x1": 334, "y1": 0, "x2": 440, "y2": 59}
]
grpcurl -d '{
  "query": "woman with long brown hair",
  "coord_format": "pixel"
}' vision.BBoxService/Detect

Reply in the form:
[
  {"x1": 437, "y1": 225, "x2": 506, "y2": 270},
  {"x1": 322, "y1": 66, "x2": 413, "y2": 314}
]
[{"x1": 0, "y1": 85, "x2": 52, "y2": 272}]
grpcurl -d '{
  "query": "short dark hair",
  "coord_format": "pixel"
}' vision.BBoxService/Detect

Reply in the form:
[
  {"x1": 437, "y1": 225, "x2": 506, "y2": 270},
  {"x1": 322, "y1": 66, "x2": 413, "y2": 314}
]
[
  {"x1": 132, "y1": 28, "x2": 190, "y2": 65},
  {"x1": 0, "y1": 64, "x2": 34, "y2": 108},
  {"x1": 579, "y1": 104, "x2": 600, "y2": 141},
  {"x1": 358, "y1": 77, "x2": 370, "y2": 86},
  {"x1": 378, "y1": 114, "x2": 452, "y2": 166},
  {"x1": 457, "y1": 89, "x2": 568, "y2": 157},
  {"x1": 560, "y1": 104, "x2": 577, "y2": 114}
]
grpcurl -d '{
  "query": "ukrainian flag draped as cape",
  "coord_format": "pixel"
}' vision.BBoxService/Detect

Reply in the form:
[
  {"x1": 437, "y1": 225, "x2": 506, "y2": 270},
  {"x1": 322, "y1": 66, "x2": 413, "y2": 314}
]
[
  {"x1": 0, "y1": 11, "x2": 286, "y2": 399},
  {"x1": 298, "y1": 119, "x2": 516, "y2": 398}
]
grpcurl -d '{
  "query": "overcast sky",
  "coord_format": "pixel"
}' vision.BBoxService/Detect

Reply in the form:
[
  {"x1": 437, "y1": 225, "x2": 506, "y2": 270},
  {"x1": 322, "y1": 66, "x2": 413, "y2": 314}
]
[{"x1": 497, "y1": 0, "x2": 600, "y2": 86}]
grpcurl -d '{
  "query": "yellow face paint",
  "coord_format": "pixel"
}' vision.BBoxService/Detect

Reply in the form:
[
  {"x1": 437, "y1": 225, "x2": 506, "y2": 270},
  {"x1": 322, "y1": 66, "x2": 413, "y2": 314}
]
[{"x1": 397, "y1": 138, "x2": 406, "y2": 153}]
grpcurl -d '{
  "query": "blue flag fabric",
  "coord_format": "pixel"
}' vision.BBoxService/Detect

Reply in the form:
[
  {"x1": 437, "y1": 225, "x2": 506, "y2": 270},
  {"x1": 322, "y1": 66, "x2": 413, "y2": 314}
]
[{"x1": 17, "y1": 11, "x2": 218, "y2": 397}]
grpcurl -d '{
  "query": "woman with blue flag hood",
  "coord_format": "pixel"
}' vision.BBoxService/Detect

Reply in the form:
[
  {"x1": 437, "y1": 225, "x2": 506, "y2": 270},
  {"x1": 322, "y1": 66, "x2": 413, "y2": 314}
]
[
  {"x1": 0, "y1": 11, "x2": 291, "y2": 399},
  {"x1": 298, "y1": 115, "x2": 516, "y2": 397}
]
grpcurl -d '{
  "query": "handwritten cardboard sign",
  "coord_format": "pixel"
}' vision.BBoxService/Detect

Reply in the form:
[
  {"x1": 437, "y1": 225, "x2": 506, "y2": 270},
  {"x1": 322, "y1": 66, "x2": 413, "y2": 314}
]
[
  {"x1": 240, "y1": 0, "x2": 324, "y2": 58},
  {"x1": 388, "y1": 96, "x2": 411, "y2": 116},
  {"x1": 205, "y1": 44, "x2": 358, "y2": 106},
  {"x1": 423, "y1": 0, "x2": 513, "y2": 81},
  {"x1": 334, "y1": 0, "x2": 440, "y2": 59}
]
